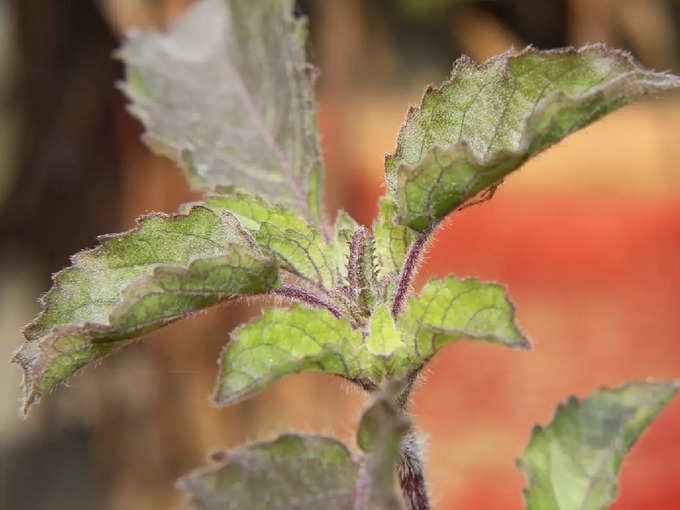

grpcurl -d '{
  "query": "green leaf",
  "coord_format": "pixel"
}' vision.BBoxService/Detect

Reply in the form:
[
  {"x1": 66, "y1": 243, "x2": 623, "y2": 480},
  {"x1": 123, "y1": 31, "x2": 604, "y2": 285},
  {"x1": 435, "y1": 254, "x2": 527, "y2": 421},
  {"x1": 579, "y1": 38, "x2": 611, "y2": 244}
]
[
  {"x1": 373, "y1": 197, "x2": 415, "y2": 281},
  {"x1": 119, "y1": 0, "x2": 325, "y2": 224},
  {"x1": 177, "y1": 434, "x2": 360, "y2": 510},
  {"x1": 12, "y1": 207, "x2": 280, "y2": 414},
  {"x1": 397, "y1": 276, "x2": 530, "y2": 368},
  {"x1": 178, "y1": 398, "x2": 408, "y2": 509},
  {"x1": 257, "y1": 222, "x2": 337, "y2": 289},
  {"x1": 362, "y1": 277, "x2": 529, "y2": 379},
  {"x1": 518, "y1": 381, "x2": 679, "y2": 510},
  {"x1": 201, "y1": 191, "x2": 339, "y2": 289},
  {"x1": 214, "y1": 305, "x2": 373, "y2": 405},
  {"x1": 201, "y1": 191, "x2": 311, "y2": 233},
  {"x1": 385, "y1": 44, "x2": 680, "y2": 231},
  {"x1": 365, "y1": 305, "x2": 402, "y2": 359}
]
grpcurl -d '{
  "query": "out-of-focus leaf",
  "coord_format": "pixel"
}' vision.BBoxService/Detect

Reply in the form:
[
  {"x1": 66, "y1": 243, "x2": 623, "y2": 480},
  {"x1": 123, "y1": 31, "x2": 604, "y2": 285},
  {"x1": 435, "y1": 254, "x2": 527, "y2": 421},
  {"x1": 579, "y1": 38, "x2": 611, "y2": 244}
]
[
  {"x1": 395, "y1": 0, "x2": 470, "y2": 21},
  {"x1": 178, "y1": 397, "x2": 407, "y2": 509},
  {"x1": 177, "y1": 434, "x2": 359, "y2": 510},
  {"x1": 355, "y1": 397, "x2": 409, "y2": 510},
  {"x1": 13, "y1": 207, "x2": 279, "y2": 414},
  {"x1": 119, "y1": 0, "x2": 325, "y2": 224},
  {"x1": 214, "y1": 305, "x2": 372, "y2": 405},
  {"x1": 518, "y1": 381, "x2": 679, "y2": 510},
  {"x1": 385, "y1": 44, "x2": 680, "y2": 231}
]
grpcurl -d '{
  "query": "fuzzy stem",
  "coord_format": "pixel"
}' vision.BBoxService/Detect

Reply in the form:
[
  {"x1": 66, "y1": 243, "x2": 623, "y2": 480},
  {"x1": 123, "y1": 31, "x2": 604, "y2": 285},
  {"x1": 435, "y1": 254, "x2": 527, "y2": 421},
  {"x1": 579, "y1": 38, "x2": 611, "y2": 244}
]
[
  {"x1": 396, "y1": 368, "x2": 421, "y2": 411},
  {"x1": 274, "y1": 285, "x2": 343, "y2": 318},
  {"x1": 391, "y1": 232, "x2": 429, "y2": 318},
  {"x1": 398, "y1": 433, "x2": 430, "y2": 510}
]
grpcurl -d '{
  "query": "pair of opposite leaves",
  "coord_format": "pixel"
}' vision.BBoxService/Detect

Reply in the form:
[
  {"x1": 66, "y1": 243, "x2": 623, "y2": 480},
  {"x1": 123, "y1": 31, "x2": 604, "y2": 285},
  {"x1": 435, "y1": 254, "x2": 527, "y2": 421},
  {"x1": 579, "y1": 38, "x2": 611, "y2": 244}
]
[{"x1": 12, "y1": 1, "x2": 680, "y2": 509}]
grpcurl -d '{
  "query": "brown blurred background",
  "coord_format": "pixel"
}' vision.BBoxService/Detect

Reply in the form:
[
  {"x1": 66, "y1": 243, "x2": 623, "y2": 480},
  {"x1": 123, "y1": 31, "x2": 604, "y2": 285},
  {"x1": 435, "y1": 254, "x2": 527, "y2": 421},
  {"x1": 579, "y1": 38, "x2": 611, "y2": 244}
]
[{"x1": 1, "y1": 1, "x2": 679, "y2": 509}]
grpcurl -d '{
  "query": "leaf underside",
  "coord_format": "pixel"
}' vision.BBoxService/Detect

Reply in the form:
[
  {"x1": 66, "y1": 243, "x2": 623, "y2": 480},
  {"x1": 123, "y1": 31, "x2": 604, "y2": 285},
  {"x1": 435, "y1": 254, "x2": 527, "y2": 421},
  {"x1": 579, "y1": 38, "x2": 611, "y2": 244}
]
[
  {"x1": 178, "y1": 397, "x2": 408, "y2": 510},
  {"x1": 385, "y1": 44, "x2": 680, "y2": 231},
  {"x1": 13, "y1": 207, "x2": 280, "y2": 414},
  {"x1": 119, "y1": 0, "x2": 325, "y2": 223},
  {"x1": 518, "y1": 381, "x2": 679, "y2": 510}
]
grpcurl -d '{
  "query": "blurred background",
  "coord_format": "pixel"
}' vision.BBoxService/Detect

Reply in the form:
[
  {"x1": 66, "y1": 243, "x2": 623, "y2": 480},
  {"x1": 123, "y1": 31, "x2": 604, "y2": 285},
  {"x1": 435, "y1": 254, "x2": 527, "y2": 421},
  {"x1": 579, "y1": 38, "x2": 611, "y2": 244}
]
[{"x1": 1, "y1": 0, "x2": 679, "y2": 508}]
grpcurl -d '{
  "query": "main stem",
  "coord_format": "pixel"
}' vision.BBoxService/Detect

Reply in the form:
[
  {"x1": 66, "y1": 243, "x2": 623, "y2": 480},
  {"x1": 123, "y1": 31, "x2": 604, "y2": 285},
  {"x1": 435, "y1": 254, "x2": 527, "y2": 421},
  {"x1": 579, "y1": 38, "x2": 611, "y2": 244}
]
[
  {"x1": 389, "y1": 231, "x2": 432, "y2": 507},
  {"x1": 395, "y1": 369, "x2": 430, "y2": 510},
  {"x1": 399, "y1": 433, "x2": 430, "y2": 510}
]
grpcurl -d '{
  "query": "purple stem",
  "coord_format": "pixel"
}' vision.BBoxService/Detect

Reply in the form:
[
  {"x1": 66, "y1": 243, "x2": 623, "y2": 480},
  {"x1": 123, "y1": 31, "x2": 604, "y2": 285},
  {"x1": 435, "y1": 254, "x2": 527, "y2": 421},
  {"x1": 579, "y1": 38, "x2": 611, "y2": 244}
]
[
  {"x1": 391, "y1": 232, "x2": 429, "y2": 318},
  {"x1": 398, "y1": 434, "x2": 431, "y2": 510},
  {"x1": 274, "y1": 285, "x2": 343, "y2": 319}
]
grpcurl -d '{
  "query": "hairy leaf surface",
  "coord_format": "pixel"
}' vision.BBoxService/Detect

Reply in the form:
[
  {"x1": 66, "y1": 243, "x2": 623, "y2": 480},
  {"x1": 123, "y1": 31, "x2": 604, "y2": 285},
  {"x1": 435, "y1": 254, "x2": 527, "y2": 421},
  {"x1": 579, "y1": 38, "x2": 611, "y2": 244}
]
[
  {"x1": 179, "y1": 397, "x2": 408, "y2": 509},
  {"x1": 347, "y1": 227, "x2": 380, "y2": 316},
  {"x1": 214, "y1": 306, "x2": 371, "y2": 405},
  {"x1": 518, "y1": 381, "x2": 679, "y2": 510},
  {"x1": 365, "y1": 305, "x2": 410, "y2": 377},
  {"x1": 178, "y1": 434, "x2": 359, "y2": 510},
  {"x1": 201, "y1": 192, "x2": 339, "y2": 289},
  {"x1": 397, "y1": 276, "x2": 530, "y2": 367},
  {"x1": 13, "y1": 207, "x2": 279, "y2": 413},
  {"x1": 374, "y1": 197, "x2": 415, "y2": 281},
  {"x1": 334, "y1": 210, "x2": 360, "y2": 283},
  {"x1": 385, "y1": 45, "x2": 680, "y2": 231},
  {"x1": 119, "y1": 0, "x2": 324, "y2": 223}
]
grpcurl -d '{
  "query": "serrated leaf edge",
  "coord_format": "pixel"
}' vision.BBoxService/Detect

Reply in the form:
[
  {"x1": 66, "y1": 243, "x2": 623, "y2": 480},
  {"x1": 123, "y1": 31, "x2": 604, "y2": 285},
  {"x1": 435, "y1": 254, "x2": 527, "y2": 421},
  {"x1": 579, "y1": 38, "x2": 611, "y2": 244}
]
[
  {"x1": 516, "y1": 379, "x2": 680, "y2": 506},
  {"x1": 12, "y1": 206, "x2": 274, "y2": 415},
  {"x1": 403, "y1": 275, "x2": 532, "y2": 350},
  {"x1": 385, "y1": 43, "x2": 680, "y2": 229}
]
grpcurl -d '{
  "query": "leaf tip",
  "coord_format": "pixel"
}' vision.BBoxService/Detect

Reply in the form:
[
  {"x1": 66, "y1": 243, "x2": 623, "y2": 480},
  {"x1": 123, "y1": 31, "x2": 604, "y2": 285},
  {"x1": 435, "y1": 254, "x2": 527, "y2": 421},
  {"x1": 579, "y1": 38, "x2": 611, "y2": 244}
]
[
  {"x1": 11, "y1": 342, "x2": 40, "y2": 417},
  {"x1": 517, "y1": 336, "x2": 534, "y2": 351}
]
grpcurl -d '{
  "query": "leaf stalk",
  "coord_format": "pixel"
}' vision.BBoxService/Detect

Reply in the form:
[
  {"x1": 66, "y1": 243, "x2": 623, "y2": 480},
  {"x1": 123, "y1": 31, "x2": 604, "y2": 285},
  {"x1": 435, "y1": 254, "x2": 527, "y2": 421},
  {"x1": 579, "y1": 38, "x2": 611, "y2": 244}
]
[
  {"x1": 391, "y1": 231, "x2": 429, "y2": 318},
  {"x1": 274, "y1": 284, "x2": 344, "y2": 319}
]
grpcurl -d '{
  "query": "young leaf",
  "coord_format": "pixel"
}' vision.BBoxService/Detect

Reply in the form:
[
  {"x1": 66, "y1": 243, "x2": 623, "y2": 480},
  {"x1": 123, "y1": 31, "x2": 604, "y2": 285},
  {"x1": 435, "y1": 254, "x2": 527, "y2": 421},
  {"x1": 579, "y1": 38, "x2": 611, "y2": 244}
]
[
  {"x1": 518, "y1": 381, "x2": 679, "y2": 510},
  {"x1": 385, "y1": 44, "x2": 680, "y2": 231},
  {"x1": 374, "y1": 197, "x2": 416, "y2": 281},
  {"x1": 119, "y1": 0, "x2": 325, "y2": 224},
  {"x1": 397, "y1": 276, "x2": 530, "y2": 369},
  {"x1": 13, "y1": 207, "x2": 280, "y2": 414},
  {"x1": 178, "y1": 397, "x2": 408, "y2": 509},
  {"x1": 365, "y1": 305, "x2": 403, "y2": 359},
  {"x1": 214, "y1": 305, "x2": 372, "y2": 406},
  {"x1": 177, "y1": 434, "x2": 360, "y2": 510},
  {"x1": 334, "y1": 210, "x2": 360, "y2": 282},
  {"x1": 347, "y1": 227, "x2": 381, "y2": 316},
  {"x1": 201, "y1": 192, "x2": 340, "y2": 289}
]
